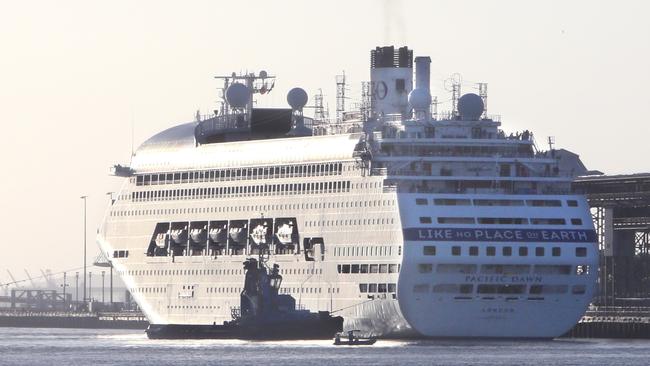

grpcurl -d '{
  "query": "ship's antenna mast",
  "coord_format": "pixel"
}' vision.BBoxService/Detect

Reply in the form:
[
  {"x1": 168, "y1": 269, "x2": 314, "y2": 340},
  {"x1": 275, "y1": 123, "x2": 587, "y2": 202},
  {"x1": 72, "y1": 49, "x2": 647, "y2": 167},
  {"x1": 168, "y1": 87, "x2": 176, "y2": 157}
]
[
  {"x1": 431, "y1": 96, "x2": 439, "y2": 120},
  {"x1": 314, "y1": 89, "x2": 325, "y2": 121},
  {"x1": 548, "y1": 136, "x2": 555, "y2": 151},
  {"x1": 336, "y1": 72, "x2": 346, "y2": 122},
  {"x1": 478, "y1": 82, "x2": 488, "y2": 119},
  {"x1": 361, "y1": 81, "x2": 372, "y2": 122},
  {"x1": 452, "y1": 82, "x2": 461, "y2": 117}
]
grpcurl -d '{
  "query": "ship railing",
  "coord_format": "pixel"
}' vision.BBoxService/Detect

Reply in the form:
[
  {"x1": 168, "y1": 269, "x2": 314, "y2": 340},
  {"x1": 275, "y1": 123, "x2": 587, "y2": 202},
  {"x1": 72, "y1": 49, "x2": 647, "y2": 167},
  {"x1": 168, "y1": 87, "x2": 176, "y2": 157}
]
[
  {"x1": 583, "y1": 306, "x2": 650, "y2": 319},
  {"x1": 376, "y1": 151, "x2": 540, "y2": 159},
  {"x1": 388, "y1": 186, "x2": 571, "y2": 195},
  {"x1": 310, "y1": 119, "x2": 364, "y2": 136},
  {"x1": 385, "y1": 169, "x2": 573, "y2": 179}
]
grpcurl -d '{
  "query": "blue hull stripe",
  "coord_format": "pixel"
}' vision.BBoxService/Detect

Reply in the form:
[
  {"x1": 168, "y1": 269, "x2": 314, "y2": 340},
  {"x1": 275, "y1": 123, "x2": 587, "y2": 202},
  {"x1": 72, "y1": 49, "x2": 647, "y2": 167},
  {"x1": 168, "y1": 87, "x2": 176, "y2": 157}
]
[{"x1": 403, "y1": 227, "x2": 597, "y2": 243}]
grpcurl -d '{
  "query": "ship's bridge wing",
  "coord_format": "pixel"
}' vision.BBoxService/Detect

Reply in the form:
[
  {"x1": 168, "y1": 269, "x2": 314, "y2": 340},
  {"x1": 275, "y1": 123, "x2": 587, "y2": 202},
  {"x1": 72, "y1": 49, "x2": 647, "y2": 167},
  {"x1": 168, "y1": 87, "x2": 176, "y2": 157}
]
[{"x1": 131, "y1": 123, "x2": 362, "y2": 172}]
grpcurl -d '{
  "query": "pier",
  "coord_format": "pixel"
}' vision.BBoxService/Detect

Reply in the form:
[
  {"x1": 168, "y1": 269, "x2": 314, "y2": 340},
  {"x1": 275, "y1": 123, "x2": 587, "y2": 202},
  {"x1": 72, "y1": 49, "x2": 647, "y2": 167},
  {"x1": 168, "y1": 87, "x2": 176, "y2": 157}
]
[{"x1": 566, "y1": 173, "x2": 650, "y2": 338}]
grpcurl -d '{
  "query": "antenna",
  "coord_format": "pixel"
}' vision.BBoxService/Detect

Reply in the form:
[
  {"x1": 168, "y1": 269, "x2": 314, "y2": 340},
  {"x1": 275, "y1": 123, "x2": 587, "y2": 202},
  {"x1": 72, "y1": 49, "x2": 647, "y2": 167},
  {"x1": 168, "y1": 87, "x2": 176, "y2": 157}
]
[
  {"x1": 336, "y1": 72, "x2": 346, "y2": 122},
  {"x1": 360, "y1": 81, "x2": 372, "y2": 122},
  {"x1": 431, "y1": 96, "x2": 439, "y2": 120},
  {"x1": 478, "y1": 83, "x2": 488, "y2": 119},
  {"x1": 314, "y1": 89, "x2": 325, "y2": 121},
  {"x1": 452, "y1": 82, "x2": 461, "y2": 117},
  {"x1": 548, "y1": 136, "x2": 555, "y2": 151}
]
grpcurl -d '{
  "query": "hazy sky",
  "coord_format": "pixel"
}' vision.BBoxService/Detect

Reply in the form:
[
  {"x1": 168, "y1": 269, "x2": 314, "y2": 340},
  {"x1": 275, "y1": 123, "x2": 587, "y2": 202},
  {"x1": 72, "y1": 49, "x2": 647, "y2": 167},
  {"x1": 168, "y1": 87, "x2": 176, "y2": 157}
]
[{"x1": 0, "y1": 0, "x2": 648, "y2": 283}]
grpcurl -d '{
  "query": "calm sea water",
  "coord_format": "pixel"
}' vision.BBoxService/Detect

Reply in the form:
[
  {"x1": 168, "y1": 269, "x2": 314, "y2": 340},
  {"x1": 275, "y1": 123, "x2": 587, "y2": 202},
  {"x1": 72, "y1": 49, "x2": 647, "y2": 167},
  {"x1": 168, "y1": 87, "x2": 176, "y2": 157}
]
[{"x1": 0, "y1": 327, "x2": 648, "y2": 366}]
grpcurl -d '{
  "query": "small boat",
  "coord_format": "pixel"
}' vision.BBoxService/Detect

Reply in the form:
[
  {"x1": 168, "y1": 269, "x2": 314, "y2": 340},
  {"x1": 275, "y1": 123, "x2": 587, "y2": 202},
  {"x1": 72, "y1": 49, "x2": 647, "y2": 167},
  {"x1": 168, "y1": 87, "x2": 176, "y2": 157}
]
[{"x1": 333, "y1": 330, "x2": 377, "y2": 346}]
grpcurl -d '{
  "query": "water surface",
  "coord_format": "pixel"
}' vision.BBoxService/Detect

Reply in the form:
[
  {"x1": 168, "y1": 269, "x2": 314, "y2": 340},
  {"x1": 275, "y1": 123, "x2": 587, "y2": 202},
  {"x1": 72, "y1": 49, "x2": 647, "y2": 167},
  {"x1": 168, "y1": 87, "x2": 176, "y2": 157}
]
[{"x1": 0, "y1": 327, "x2": 647, "y2": 366}]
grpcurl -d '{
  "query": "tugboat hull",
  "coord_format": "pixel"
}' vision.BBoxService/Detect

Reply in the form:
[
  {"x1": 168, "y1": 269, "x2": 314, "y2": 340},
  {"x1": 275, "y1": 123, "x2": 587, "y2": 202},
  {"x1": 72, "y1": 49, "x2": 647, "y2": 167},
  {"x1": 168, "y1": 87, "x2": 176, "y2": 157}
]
[{"x1": 146, "y1": 315, "x2": 343, "y2": 340}]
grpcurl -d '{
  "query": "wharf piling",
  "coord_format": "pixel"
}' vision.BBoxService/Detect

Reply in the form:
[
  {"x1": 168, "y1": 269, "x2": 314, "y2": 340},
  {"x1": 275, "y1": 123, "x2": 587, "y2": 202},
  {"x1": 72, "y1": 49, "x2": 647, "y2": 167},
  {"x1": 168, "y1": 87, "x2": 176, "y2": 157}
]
[
  {"x1": 0, "y1": 310, "x2": 148, "y2": 330},
  {"x1": 564, "y1": 306, "x2": 650, "y2": 339}
]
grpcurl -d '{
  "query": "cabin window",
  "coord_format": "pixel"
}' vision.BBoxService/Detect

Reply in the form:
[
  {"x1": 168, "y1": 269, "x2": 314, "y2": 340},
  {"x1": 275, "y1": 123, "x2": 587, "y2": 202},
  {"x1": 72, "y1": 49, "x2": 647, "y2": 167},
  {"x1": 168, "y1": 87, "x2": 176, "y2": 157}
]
[
  {"x1": 571, "y1": 218, "x2": 583, "y2": 225},
  {"x1": 519, "y1": 247, "x2": 528, "y2": 256},
  {"x1": 572, "y1": 285, "x2": 586, "y2": 294},
  {"x1": 423, "y1": 246, "x2": 436, "y2": 256},
  {"x1": 502, "y1": 247, "x2": 512, "y2": 256},
  {"x1": 469, "y1": 246, "x2": 479, "y2": 256},
  {"x1": 576, "y1": 247, "x2": 587, "y2": 257},
  {"x1": 527, "y1": 200, "x2": 561, "y2": 207},
  {"x1": 486, "y1": 246, "x2": 496, "y2": 256},
  {"x1": 552, "y1": 247, "x2": 561, "y2": 257},
  {"x1": 433, "y1": 198, "x2": 471, "y2": 206},
  {"x1": 535, "y1": 247, "x2": 545, "y2": 256},
  {"x1": 413, "y1": 284, "x2": 429, "y2": 293},
  {"x1": 530, "y1": 285, "x2": 568, "y2": 294},
  {"x1": 451, "y1": 246, "x2": 461, "y2": 256},
  {"x1": 567, "y1": 200, "x2": 578, "y2": 207},
  {"x1": 531, "y1": 218, "x2": 566, "y2": 225},
  {"x1": 436, "y1": 264, "x2": 476, "y2": 274},
  {"x1": 360, "y1": 264, "x2": 368, "y2": 273},
  {"x1": 438, "y1": 217, "x2": 475, "y2": 224},
  {"x1": 418, "y1": 264, "x2": 433, "y2": 273},
  {"x1": 359, "y1": 284, "x2": 368, "y2": 293}
]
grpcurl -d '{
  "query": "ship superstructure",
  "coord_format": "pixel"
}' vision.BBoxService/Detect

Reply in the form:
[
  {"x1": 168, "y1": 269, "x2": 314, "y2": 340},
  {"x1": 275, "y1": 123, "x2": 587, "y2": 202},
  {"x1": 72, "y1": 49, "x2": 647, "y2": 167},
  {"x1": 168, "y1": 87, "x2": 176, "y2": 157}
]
[{"x1": 98, "y1": 46, "x2": 598, "y2": 338}]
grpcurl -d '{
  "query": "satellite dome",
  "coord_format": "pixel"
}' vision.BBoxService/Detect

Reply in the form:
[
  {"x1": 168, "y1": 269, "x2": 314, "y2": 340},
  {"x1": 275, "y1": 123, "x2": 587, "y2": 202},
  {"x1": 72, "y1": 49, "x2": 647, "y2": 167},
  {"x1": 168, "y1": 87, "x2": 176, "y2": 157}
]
[
  {"x1": 458, "y1": 93, "x2": 484, "y2": 120},
  {"x1": 287, "y1": 87, "x2": 308, "y2": 110},
  {"x1": 259, "y1": 70, "x2": 268, "y2": 78},
  {"x1": 408, "y1": 88, "x2": 432, "y2": 110},
  {"x1": 226, "y1": 83, "x2": 250, "y2": 109}
]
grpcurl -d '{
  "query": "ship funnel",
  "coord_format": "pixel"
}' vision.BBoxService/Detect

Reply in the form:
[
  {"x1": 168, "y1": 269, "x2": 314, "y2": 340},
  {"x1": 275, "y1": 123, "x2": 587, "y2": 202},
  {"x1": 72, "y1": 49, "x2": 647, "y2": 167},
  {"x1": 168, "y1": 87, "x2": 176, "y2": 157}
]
[
  {"x1": 414, "y1": 56, "x2": 431, "y2": 93},
  {"x1": 370, "y1": 46, "x2": 413, "y2": 118},
  {"x1": 412, "y1": 56, "x2": 431, "y2": 119}
]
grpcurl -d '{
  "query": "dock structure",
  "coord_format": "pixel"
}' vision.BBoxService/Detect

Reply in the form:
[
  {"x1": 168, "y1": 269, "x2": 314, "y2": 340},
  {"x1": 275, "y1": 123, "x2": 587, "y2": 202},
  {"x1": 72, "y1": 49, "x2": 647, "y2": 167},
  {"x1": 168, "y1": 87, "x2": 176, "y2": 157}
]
[
  {"x1": 565, "y1": 306, "x2": 650, "y2": 338},
  {"x1": 567, "y1": 173, "x2": 650, "y2": 338},
  {"x1": 573, "y1": 173, "x2": 650, "y2": 306},
  {"x1": 0, "y1": 310, "x2": 147, "y2": 329}
]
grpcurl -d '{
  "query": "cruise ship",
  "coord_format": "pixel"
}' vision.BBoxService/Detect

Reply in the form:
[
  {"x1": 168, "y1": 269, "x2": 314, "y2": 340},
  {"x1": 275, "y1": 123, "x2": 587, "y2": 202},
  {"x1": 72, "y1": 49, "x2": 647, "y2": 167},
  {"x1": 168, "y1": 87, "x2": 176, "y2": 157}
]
[{"x1": 98, "y1": 46, "x2": 599, "y2": 338}]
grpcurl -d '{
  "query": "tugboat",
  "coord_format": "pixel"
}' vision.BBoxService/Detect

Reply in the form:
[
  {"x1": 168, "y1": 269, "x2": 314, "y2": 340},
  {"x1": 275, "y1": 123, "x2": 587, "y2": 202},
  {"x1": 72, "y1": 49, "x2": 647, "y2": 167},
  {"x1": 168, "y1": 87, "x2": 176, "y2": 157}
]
[
  {"x1": 333, "y1": 330, "x2": 377, "y2": 346},
  {"x1": 146, "y1": 256, "x2": 343, "y2": 339}
]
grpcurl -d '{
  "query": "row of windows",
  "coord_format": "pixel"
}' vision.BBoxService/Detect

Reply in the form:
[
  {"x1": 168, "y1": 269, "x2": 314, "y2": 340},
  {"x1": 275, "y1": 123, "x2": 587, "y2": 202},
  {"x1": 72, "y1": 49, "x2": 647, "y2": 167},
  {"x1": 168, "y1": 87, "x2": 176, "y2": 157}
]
[
  {"x1": 358, "y1": 283, "x2": 397, "y2": 293},
  {"x1": 423, "y1": 245, "x2": 588, "y2": 257},
  {"x1": 305, "y1": 217, "x2": 396, "y2": 228},
  {"x1": 112, "y1": 196, "x2": 384, "y2": 218},
  {"x1": 113, "y1": 250, "x2": 129, "y2": 258},
  {"x1": 130, "y1": 286, "x2": 166, "y2": 294},
  {"x1": 336, "y1": 263, "x2": 401, "y2": 274},
  {"x1": 117, "y1": 267, "x2": 323, "y2": 277},
  {"x1": 412, "y1": 283, "x2": 587, "y2": 295},
  {"x1": 415, "y1": 198, "x2": 578, "y2": 208},
  {"x1": 130, "y1": 180, "x2": 352, "y2": 202},
  {"x1": 417, "y1": 263, "x2": 591, "y2": 276},
  {"x1": 118, "y1": 268, "x2": 245, "y2": 277},
  {"x1": 420, "y1": 216, "x2": 583, "y2": 226},
  {"x1": 334, "y1": 246, "x2": 400, "y2": 257},
  {"x1": 134, "y1": 162, "x2": 346, "y2": 186}
]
